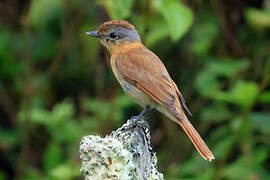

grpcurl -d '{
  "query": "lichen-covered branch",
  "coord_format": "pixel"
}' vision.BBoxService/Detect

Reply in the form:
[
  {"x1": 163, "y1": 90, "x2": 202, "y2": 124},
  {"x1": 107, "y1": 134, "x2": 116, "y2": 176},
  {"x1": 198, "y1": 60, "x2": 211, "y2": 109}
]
[{"x1": 79, "y1": 119, "x2": 164, "y2": 180}]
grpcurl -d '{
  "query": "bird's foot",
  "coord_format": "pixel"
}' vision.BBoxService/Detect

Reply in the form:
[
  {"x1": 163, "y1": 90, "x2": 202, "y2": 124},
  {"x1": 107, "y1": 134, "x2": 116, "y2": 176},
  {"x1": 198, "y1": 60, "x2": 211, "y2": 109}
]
[
  {"x1": 121, "y1": 115, "x2": 150, "y2": 133},
  {"x1": 130, "y1": 115, "x2": 146, "y2": 122},
  {"x1": 130, "y1": 116, "x2": 150, "y2": 132}
]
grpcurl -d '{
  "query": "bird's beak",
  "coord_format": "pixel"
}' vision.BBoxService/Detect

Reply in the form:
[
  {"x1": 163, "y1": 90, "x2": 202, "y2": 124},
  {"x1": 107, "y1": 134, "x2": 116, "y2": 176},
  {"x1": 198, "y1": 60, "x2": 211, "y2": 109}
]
[{"x1": 85, "y1": 31, "x2": 100, "y2": 38}]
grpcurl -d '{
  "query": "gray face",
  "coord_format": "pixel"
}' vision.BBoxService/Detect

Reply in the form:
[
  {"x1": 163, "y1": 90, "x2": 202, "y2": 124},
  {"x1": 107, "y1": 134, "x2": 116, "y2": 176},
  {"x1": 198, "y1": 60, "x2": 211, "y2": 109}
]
[{"x1": 99, "y1": 27, "x2": 141, "y2": 47}]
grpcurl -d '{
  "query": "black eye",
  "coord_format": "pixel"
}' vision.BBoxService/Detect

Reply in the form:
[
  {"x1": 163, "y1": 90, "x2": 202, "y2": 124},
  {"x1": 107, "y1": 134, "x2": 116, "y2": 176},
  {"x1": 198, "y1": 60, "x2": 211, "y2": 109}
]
[{"x1": 109, "y1": 32, "x2": 118, "y2": 39}]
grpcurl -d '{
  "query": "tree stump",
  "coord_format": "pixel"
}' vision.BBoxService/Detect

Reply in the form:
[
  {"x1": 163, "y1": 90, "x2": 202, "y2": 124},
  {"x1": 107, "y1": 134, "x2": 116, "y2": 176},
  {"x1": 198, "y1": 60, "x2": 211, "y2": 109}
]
[{"x1": 79, "y1": 119, "x2": 164, "y2": 180}]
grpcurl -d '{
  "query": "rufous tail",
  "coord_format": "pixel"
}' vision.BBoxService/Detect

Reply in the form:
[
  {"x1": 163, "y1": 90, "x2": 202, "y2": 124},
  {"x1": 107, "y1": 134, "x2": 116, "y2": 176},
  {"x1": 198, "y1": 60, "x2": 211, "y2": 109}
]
[{"x1": 176, "y1": 112, "x2": 215, "y2": 161}]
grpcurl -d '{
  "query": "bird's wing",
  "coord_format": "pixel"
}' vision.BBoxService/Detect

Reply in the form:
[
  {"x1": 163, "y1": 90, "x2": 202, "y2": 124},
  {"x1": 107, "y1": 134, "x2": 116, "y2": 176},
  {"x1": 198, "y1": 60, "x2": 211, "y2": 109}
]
[{"x1": 115, "y1": 45, "x2": 190, "y2": 117}]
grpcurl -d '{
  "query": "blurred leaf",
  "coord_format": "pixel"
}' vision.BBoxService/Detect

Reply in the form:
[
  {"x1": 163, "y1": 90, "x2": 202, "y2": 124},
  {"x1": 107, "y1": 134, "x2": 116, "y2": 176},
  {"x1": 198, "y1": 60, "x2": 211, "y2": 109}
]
[
  {"x1": 214, "y1": 81, "x2": 259, "y2": 109},
  {"x1": 230, "y1": 116, "x2": 245, "y2": 132},
  {"x1": 99, "y1": 0, "x2": 134, "y2": 19},
  {"x1": 50, "y1": 164, "x2": 79, "y2": 179},
  {"x1": 0, "y1": 172, "x2": 6, "y2": 180},
  {"x1": 201, "y1": 103, "x2": 231, "y2": 122},
  {"x1": 129, "y1": 14, "x2": 148, "y2": 35},
  {"x1": 51, "y1": 101, "x2": 75, "y2": 123},
  {"x1": 208, "y1": 60, "x2": 249, "y2": 77},
  {"x1": 250, "y1": 112, "x2": 270, "y2": 134},
  {"x1": 20, "y1": 101, "x2": 81, "y2": 143},
  {"x1": 84, "y1": 99, "x2": 111, "y2": 119},
  {"x1": 81, "y1": 25, "x2": 99, "y2": 64},
  {"x1": 252, "y1": 147, "x2": 269, "y2": 165},
  {"x1": 154, "y1": 0, "x2": 193, "y2": 41},
  {"x1": 27, "y1": 0, "x2": 63, "y2": 29},
  {"x1": 211, "y1": 125, "x2": 231, "y2": 141},
  {"x1": 194, "y1": 70, "x2": 219, "y2": 96},
  {"x1": 232, "y1": 117, "x2": 252, "y2": 141},
  {"x1": 0, "y1": 29, "x2": 25, "y2": 78},
  {"x1": 23, "y1": 168, "x2": 44, "y2": 180},
  {"x1": 145, "y1": 18, "x2": 170, "y2": 47},
  {"x1": 222, "y1": 157, "x2": 253, "y2": 180},
  {"x1": 176, "y1": 155, "x2": 211, "y2": 177},
  {"x1": 259, "y1": 91, "x2": 270, "y2": 103},
  {"x1": 30, "y1": 32, "x2": 59, "y2": 61},
  {"x1": 114, "y1": 94, "x2": 134, "y2": 108},
  {"x1": 43, "y1": 143, "x2": 62, "y2": 173},
  {"x1": 193, "y1": 168, "x2": 214, "y2": 180},
  {"x1": 80, "y1": 117, "x2": 99, "y2": 133},
  {"x1": 213, "y1": 136, "x2": 234, "y2": 159},
  {"x1": 0, "y1": 27, "x2": 11, "y2": 55},
  {"x1": 0, "y1": 129, "x2": 19, "y2": 148},
  {"x1": 223, "y1": 147, "x2": 269, "y2": 180},
  {"x1": 50, "y1": 121, "x2": 83, "y2": 143},
  {"x1": 195, "y1": 58, "x2": 249, "y2": 96},
  {"x1": 189, "y1": 19, "x2": 219, "y2": 56},
  {"x1": 83, "y1": 97, "x2": 127, "y2": 129},
  {"x1": 245, "y1": 8, "x2": 270, "y2": 29},
  {"x1": 29, "y1": 109, "x2": 51, "y2": 125}
]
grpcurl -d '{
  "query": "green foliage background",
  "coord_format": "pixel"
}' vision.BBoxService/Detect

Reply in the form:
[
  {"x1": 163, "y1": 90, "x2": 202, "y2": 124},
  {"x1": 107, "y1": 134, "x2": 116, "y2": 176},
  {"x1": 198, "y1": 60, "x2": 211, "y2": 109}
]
[{"x1": 0, "y1": 0, "x2": 269, "y2": 179}]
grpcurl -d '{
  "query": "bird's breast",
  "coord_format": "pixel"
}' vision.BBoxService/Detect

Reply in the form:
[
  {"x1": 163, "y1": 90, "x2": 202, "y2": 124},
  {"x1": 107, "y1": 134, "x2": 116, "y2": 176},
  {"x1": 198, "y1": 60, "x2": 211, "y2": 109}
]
[{"x1": 110, "y1": 55, "x2": 154, "y2": 107}]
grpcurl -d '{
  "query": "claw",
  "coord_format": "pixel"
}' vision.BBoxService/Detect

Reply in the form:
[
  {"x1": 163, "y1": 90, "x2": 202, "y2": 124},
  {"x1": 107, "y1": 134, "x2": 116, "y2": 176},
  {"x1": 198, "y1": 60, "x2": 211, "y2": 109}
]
[
  {"x1": 121, "y1": 115, "x2": 150, "y2": 133},
  {"x1": 130, "y1": 116, "x2": 150, "y2": 131}
]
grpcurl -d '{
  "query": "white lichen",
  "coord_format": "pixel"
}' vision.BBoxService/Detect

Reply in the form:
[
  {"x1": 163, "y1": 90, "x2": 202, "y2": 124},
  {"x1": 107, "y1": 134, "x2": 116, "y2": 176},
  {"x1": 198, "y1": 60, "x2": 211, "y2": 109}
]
[{"x1": 80, "y1": 119, "x2": 164, "y2": 180}]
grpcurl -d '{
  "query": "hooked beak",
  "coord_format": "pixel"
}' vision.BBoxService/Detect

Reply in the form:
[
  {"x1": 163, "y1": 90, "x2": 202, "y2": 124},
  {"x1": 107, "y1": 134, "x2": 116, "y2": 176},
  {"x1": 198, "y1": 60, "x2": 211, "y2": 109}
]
[{"x1": 85, "y1": 31, "x2": 100, "y2": 38}]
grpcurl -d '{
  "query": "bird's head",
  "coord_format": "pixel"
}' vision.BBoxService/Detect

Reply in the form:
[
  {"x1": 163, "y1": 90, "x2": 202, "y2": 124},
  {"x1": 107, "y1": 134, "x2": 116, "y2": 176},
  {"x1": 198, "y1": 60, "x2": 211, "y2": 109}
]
[{"x1": 86, "y1": 20, "x2": 141, "y2": 52}]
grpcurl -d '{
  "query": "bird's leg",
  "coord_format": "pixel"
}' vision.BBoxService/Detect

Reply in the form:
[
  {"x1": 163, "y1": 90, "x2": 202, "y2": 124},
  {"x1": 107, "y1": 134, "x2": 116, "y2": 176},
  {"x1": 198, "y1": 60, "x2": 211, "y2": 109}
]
[
  {"x1": 140, "y1": 108, "x2": 156, "y2": 134},
  {"x1": 122, "y1": 106, "x2": 152, "y2": 132},
  {"x1": 129, "y1": 106, "x2": 151, "y2": 130},
  {"x1": 131, "y1": 106, "x2": 150, "y2": 122},
  {"x1": 144, "y1": 109, "x2": 156, "y2": 118}
]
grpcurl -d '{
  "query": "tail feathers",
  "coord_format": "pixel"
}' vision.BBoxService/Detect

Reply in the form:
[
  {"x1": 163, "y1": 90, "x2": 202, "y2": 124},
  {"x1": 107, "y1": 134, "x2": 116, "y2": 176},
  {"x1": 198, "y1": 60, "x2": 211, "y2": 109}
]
[{"x1": 176, "y1": 113, "x2": 215, "y2": 161}]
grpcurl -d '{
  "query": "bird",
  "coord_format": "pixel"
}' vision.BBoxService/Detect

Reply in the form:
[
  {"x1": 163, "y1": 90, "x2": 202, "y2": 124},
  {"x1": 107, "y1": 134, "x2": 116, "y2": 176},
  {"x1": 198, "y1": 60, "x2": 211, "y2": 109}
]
[{"x1": 86, "y1": 20, "x2": 214, "y2": 161}]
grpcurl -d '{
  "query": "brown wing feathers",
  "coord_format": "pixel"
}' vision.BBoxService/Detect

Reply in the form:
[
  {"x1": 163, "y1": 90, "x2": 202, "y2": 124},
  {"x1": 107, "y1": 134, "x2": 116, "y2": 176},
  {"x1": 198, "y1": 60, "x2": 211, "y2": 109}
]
[{"x1": 115, "y1": 46, "x2": 177, "y2": 109}]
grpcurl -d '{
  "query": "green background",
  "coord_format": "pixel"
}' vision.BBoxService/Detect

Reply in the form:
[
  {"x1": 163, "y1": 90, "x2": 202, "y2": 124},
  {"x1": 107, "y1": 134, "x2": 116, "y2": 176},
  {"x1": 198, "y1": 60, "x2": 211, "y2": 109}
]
[{"x1": 0, "y1": 0, "x2": 269, "y2": 179}]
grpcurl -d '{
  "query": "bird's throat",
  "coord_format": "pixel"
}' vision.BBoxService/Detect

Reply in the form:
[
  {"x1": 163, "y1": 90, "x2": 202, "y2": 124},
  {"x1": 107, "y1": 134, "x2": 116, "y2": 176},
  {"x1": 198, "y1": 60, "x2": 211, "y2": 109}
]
[{"x1": 107, "y1": 42, "x2": 143, "y2": 55}]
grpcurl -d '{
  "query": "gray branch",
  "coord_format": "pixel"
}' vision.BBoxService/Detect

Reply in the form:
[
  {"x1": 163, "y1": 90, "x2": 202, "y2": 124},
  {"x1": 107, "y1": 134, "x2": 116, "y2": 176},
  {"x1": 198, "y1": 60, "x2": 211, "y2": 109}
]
[{"x1": 79, "y1": 119, "x2": 164, "y2": 180}]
